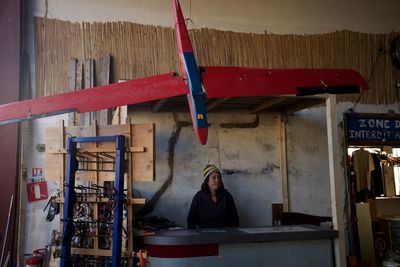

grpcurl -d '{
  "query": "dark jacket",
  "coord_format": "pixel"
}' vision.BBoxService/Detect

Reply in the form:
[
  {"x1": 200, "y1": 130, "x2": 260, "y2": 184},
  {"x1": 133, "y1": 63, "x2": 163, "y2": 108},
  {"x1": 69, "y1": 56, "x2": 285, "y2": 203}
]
[{"x1": 187, "y1": 189, "x2": 239, "y2": 229}]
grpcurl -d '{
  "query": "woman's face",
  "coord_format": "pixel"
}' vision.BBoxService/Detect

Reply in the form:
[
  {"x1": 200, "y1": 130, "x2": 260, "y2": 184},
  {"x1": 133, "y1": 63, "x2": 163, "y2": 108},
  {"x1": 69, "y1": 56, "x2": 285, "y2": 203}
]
[{"x1": 207, "y1": 172, "x2": 222, "y2": 191}]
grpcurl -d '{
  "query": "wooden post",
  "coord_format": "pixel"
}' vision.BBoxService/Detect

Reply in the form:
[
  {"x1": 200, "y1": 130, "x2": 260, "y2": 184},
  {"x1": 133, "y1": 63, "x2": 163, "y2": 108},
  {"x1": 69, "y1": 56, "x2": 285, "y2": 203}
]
[
  {"x1": 68, "y1": 58, "x2": 77, "y2": 126},
  {"x1": 326, "y1": 95, "x2": 346, "y2": 267},
  {"x1": 97, "y1": 54, "x2": 112, "y2": 125},
  {"x1": 16, "y1": 121, "x2": 29, "y2": 266},
  {"x1": 278, "y1": 113, "x2": 289, "y2": 212},
  {"x1": 59, "y1": 119, "x2": 66, "y2": 239},
  {"x1": 92, "y1": 121, "x2": 99, "y2": 252},
  {"x1": 81, "y1": 58, "x2": 94, "y2": 125},
  {"x1": 127, "y1": 118, "x2": 134, "y2": 266}
]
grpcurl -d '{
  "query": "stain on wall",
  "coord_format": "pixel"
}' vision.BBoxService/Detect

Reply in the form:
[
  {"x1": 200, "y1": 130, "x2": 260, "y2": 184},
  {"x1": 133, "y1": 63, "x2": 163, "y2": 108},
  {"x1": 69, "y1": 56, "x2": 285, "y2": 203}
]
[{"x1": 136, "y1": 114, "x2": 190, "y2": 217}]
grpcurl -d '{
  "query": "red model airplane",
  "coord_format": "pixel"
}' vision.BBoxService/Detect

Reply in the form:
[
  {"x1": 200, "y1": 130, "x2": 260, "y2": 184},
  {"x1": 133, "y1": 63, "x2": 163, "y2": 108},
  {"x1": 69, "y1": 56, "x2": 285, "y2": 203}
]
[{"x1": 0, "y1": 0, "x2": 368, "y2": 145}]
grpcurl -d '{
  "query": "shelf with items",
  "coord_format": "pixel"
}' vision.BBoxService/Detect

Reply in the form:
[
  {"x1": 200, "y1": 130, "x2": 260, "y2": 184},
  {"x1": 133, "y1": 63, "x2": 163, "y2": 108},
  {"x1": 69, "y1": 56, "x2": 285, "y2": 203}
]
[{"x1": 45, "y1": 121, "x2": 154, "y2": 266}]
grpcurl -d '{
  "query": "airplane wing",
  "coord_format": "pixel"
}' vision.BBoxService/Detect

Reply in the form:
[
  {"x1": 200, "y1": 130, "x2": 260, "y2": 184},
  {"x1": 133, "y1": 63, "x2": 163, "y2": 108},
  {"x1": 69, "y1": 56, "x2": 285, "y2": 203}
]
[
  {"x1": 0, "y1": 66, "x2": 368, "y2": 125},
  {"x1": 0, "y1": 0, "x2": 369, "y2": 148},
  {"x1": 200, "y1": 66, "x2": 368, "y2": 98},
  {"x1": 0, "y1": 72, "x2": 187, "y2": 124}
]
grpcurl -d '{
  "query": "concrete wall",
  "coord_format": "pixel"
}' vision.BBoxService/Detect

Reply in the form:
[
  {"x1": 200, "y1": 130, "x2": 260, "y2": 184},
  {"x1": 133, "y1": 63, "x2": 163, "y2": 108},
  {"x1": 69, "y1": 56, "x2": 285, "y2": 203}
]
[
  {"x1": 24, "y1": 116, "x2": 67, "y2": 254},
  {"x1": 131, "y1": 112, "x2": 281, "y2": 227},
  {"x1": 23, "y1": 0, "x2": 400, "y2": 256}
]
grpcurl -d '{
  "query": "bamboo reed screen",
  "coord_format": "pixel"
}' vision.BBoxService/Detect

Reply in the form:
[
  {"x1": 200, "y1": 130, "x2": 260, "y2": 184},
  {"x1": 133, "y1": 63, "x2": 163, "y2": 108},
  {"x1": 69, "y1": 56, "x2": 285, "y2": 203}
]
[{"x1": 34, "y1": 17, "x2": 400, "y2": 105}]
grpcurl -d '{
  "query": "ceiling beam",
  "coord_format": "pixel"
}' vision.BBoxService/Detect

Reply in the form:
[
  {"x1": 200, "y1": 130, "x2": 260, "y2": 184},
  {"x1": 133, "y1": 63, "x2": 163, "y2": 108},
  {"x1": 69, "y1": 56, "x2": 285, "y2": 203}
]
[
  {"x1": 206, "y1": 97, "x2": 230, "y2": 111},
  {"x1": 283, "y1": 98, "x2": 324, "y2": 114},
  {"x1": 249, "y1": 97, "x2": 286, "y2": 113},
  {"x1": 151, "y1": 99, "x2": 168, "y2": 112}
]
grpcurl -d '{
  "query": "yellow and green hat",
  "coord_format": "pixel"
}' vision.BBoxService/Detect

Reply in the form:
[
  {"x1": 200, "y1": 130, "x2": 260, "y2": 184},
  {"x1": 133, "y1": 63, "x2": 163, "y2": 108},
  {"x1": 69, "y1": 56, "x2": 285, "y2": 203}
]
[{"x1": 203, "y1": 164, "x2": 221, "y2": 179}]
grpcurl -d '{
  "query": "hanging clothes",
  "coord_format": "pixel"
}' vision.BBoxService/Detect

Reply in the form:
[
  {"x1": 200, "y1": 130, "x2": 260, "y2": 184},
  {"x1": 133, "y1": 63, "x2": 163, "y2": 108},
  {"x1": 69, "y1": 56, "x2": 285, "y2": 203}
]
[
  {"x1": 352, "y1": 148, "x2": 375, "y2": 192},
  {"x1": 371, "y1": 153, "x2": 384, "y2": 197}
]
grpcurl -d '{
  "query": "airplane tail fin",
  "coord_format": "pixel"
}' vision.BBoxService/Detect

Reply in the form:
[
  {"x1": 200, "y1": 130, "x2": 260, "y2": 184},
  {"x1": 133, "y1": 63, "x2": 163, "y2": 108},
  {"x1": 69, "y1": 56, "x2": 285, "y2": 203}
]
[
  {"x1": 172, "y1": 0, "x2": 209, "y2": 145},
  {"x1": 172, "y1": 0, "x2": 194, "y2": 76}
]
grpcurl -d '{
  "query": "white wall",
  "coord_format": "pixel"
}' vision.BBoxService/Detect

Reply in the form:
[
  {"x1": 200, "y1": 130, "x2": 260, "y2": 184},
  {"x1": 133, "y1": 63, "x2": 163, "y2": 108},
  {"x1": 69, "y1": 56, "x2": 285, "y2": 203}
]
[
  {"x1": 24, "y1": 115, "x2": 68, "y2": 254},
  {"x1": 23, "y1": 0, "x2": 400, "y2": 256}
]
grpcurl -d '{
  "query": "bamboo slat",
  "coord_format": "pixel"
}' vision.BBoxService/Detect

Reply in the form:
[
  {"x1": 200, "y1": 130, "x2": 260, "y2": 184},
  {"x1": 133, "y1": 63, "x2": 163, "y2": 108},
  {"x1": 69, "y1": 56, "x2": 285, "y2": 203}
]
[{"x1": 33, "y1": 17, "x2": 400, "y2": 105}]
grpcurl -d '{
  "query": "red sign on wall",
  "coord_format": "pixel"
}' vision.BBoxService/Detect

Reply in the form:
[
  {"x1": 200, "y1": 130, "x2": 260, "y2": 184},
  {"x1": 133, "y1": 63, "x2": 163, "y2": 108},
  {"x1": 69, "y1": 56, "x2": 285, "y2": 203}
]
[
  {"x1": 27, "y1": 181, "x2": 48, "y2": 202},
  {"x1": 32, "y1": 167, "x2": 43, "y2": 177}
]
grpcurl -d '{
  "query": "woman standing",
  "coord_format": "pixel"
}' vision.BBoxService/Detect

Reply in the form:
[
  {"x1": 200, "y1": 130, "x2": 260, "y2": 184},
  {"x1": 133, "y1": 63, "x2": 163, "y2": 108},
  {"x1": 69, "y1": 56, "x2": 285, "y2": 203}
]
[{"x1": 187, "y1": 164, "x2": 239, "y2": 229}]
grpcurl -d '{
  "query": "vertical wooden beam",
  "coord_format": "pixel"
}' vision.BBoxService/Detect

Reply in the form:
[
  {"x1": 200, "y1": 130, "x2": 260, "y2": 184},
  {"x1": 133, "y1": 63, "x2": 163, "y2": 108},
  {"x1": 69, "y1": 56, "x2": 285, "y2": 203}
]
[
  {"x1": 59, "y1": 119, "x2": 66, "y2": 239},
  {"x1": 97, "y1": 54, "x2": 112, "y2": 125},
  {"x1": 84, "y1": 58, "x2": 94, "y2": 88},
  {"x1": 16, "y1": 53, "x2": 31, "y2": 266},
  {"x1": 278, "y1": 113, "x2": 289, "y2": 212},
  {"x1": 250, "y1": 97, "x2": 285, "y2": 114},
  {"x1": 326, "y1": 95, "x2": 346, "y2": 267},
  {"x1": 68, "y1": 58, "x2": 77, "y2": 126},
  {"x1": 17, "y1": 121, "x2": 29, "y2": 266},
  {"x1": 74, "y1": 61, "x2": 83, "y2": 126},
  {"x1": 92, "y1": 121, "x2": 99, "y2": 251},
  {"x1": 112, "y1": 80, "x2": 128, "y2": 125},
  {"x1": 206, "y1": 97, "x2": 230, "y2": 112},
  {"x1": 152, "y1": 99, "x2": 168, "y2": 112},
  {"x1": 127, "y1": 119, "x2": 134, "y2": 266},
  {"x1": 81, "y1": 58, "x2": 94, "y2": 125}
]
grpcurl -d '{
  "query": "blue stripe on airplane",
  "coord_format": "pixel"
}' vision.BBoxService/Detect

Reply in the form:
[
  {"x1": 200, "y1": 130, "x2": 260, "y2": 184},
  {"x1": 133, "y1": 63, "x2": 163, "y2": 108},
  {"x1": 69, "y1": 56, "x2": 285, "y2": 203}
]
[{"x1": 181, "y1": 52, "x2": 208, "y2": 129}]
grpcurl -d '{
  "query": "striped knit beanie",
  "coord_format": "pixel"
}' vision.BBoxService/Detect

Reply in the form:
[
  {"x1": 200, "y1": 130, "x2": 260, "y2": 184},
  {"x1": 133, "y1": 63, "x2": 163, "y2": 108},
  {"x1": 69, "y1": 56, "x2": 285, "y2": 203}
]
[{"x1": 203, "y1": 164, "x2": 221, "y2": 179}]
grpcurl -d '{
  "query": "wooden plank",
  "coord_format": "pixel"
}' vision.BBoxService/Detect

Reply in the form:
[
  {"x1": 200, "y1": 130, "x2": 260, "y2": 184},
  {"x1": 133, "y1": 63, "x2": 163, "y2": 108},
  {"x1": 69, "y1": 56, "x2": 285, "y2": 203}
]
[
  {"x1": 80, "y1": 58, "x2": 94, "y2": 125},
  {"x1": 57, "y1": 197, "x2": 145, "y2": 204},
  {"x1": 84, "y1": 58, "x2": 94, "y2": 88},
  {"x1": 59, "y1": 119, "x2": 65, "y2": 182},
  {"x1": 45, "y1": 123, "x2": 155, "y2": 182},
  {"x1": 91, "y1": 121, "x2": 99, "y2": 250},
  {"x1": 152, "y1": 99, "x2": 168, "y2": 112},
  {"x1": 76, "y1": 60, "x2": 83, "y2": 90},
  {"x1": 250, "y1": 97, "x2": 286, "y2": 113},
  {"x1": 73, "y1": 60, "x2": 83, "y2": 126},
  {"x1": 283, "y1": 98, "x2": 324, "y2": 114},
  {"x1": 67, "y1": 58, "x2": 77, "y2": 126},
  {"x1": 58, "y1": 120, "x2": 65, "y2": 240},
  {"x1": 278, "y1": 113, "x2": 289, "y2": 212},
  {"x1": 71, "y1": 248, "x2": 134, "y2": 257},
  {"x1": 206, "y1": 97, "x2": 230, "y2": 112},
  {"x1": 45, "y1": 127, "x2": 64, "y2": 181},
  {"x1": 110, "y1": 107, "x2": 127, "y2": 126},
  {"x1": 48, "y1": 146, "x2": 145, "y2": 154},
  {"x1": 127, "y1": 122, "x2": 134, "y2": 264},
  {"x1": 111, "y1": 79, "x2": 128, "y2": 125},
  {"x1": 127, "y1": 198, "x2": 146, "y2": 205},
  {"x1": 56, "y1": 197, "x2": 146, "y2": 204},
  {"x1": 356, "y1": 203, "x2": 375, "y2": 262},
  {"x1": 131, "y1": 123, "x2": 155, "y2": 181},
  {"x1": 97, "y1": 54, "x2": 110, "y2": 86},
  {"x1": 111, "y1": 107, "x2": 121, "y2": 125},
  {"x1": 97, "y1": 54, "x2": 112, "y2": 125},
  {"x1": 120, "y1": 106, "x2": 128, "y2": 124},
  {"x1": 326, "y1": 95, "x2": 346, "y2": 267}
]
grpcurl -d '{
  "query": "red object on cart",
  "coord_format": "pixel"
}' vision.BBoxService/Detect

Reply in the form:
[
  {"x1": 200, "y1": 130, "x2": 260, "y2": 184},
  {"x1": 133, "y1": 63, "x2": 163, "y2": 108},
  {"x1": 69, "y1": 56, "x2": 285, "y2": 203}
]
[{"x1": 25, "y1": 249, "x2": 46, "y2": 267}]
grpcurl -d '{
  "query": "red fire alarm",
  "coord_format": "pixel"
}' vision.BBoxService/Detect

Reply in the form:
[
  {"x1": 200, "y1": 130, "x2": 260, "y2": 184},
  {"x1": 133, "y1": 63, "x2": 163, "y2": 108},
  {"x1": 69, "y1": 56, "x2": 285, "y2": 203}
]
[{"x1": 27, "y1": 181, "x2": 48, "y2": 202}]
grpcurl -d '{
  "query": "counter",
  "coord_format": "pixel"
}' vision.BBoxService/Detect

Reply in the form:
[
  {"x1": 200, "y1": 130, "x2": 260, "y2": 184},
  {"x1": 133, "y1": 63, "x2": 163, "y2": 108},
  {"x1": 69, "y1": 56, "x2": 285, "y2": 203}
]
[{"x1": 143, "y1": 225, "x2": 338, "y2": 267}]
